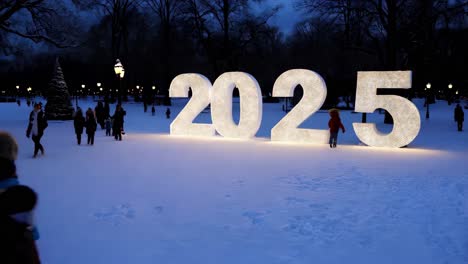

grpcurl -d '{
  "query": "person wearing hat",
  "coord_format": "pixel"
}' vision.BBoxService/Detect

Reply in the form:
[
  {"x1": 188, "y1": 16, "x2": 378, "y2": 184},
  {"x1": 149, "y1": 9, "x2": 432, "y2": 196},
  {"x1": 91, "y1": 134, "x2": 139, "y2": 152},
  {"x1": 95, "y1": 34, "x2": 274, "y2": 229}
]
[
  {"x1": 0, "y1": 131, "x2": 41, "y2": 263},
  {"x1": 26, "y1": 103, "x2": 48, "y2": 158},
  {"x1": 0, "y1": 185, "x2": 41, "y2": 263},
  {"x1": 328, "y1": 109, "x2": 345, "y2": 148},
  {"x1": 0, "y1": 131, "x2": 19, "y2": 191}
]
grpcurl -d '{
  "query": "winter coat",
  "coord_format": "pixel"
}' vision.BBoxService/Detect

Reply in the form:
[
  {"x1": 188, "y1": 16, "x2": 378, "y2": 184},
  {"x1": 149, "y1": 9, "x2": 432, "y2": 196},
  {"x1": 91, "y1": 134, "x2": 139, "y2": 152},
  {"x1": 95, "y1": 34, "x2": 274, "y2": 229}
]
[
  {"x1": 104, "y1": 102, "x2": 110, "y2": 118},
  {"x1": 0, "y1": 177, "x2": 39, "y2": 241},
  {"x1": 328, "y1": 111, "x2": 345, "y2": 133},
  {"x1": 112, "y1": 109, "x2": 126, "y2": 131},
  {"x1": 0, "y1": 185, "x2": 40, "y2": 264},
  {"x1": 26, "y1": 110, "x2": 47, "y2": 138},
  {"x1": 74, "y1": 114, "x2": 85, "y2": 135},
  {"x1": 105, "y1": 118, "x2": 112, "y2": 130},
  {"x1": 85, "y1": 115, "x2": 97, "y2": 134},
  {"x1": 455, "y1": 106, "x2": 464, "y2": 122},
  {"x1": 95, "y1": 103, "x2": 106, "y2": 125}
]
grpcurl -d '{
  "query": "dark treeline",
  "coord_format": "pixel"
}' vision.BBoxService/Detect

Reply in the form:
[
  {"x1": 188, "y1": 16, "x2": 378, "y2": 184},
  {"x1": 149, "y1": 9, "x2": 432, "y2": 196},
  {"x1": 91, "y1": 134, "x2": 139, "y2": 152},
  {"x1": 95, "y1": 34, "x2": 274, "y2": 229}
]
[{"x1": 0, "y1": 0, "x2": 467, "y2": 106}]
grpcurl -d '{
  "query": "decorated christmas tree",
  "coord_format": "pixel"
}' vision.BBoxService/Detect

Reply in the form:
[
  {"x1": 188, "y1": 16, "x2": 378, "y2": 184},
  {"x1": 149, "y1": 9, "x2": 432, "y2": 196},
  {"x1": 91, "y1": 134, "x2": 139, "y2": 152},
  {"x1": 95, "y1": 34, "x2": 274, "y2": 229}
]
[{"x1": 45, "y1": 58, "x2": 74, "y2": 120}]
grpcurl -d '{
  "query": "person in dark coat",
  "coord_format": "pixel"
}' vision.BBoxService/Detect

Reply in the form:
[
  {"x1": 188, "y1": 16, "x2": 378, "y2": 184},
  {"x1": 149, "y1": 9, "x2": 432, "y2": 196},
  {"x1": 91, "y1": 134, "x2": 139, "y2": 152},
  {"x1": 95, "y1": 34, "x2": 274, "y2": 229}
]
[
  {"x1": 454, "y1": 103, "x2": 464, "y2": 131},
  {"x1": 151, "y1": 105, "x2": 155, "y2": 116},
  {"x1": 166, "y1": 108, "x2": 171, "y2": 119},
  {"x1": 105, "y1": 117, "x2": 112, "y2": 136},
  {"x1": 104, "y1": 101, "x2": 110, "y2": 118},
  {"x1": 328, "y1": 109, "x2": 345, "y2": 148},
  {"x1": 112, "y1": 104, "x2": 126, "y2": 141},
  {"x1": 73, "y1": 108, "x2": 85, "y2": 145},
  {"x1": 85, "y1": 108, "x2": 97, "y2": 145},
  {"x1": 0, "y1": 132, "x2": 41, "y2": 263},
  {"x1": 26, "y1": 103, "x2": 47, "y2": 158},
  {"x1": 95, "y1": 102, "x2": 105, "y2": 129},
  {"x1": 0, "y1": 185, "x2": 40, "y2": 264}
]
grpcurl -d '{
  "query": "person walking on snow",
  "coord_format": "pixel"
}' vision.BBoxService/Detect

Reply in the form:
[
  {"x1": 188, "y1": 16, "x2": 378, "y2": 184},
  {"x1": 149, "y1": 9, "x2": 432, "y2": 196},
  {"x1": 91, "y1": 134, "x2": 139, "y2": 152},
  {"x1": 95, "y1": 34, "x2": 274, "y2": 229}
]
[
  {"x1": 105, "y1": 117, "x2": 112, "y2": 136},
  {"x1": 95, "y1": 102, "x2": 105, "y2": 129},
  {"x1": 166, "y1": 108, "x2": 171, "y2": 119},
  {"x1": 26, "y1": 103, "x2": 47, "y2": 158},
  {"x1": 454, "y1": 103, "x2": 464, "y2": 131},
  {"x1": 73, "y1": 108, "x2": 85, "y2": 145},
  {"x1": 328, "y1": 109, "x2": 345, "y2": 148},
  {"x1": 112, "y1": 104, "x2": 126, "y2": 141},
  {"x1": 85, "y1": 108, "x2": 97, "y2": 145}
]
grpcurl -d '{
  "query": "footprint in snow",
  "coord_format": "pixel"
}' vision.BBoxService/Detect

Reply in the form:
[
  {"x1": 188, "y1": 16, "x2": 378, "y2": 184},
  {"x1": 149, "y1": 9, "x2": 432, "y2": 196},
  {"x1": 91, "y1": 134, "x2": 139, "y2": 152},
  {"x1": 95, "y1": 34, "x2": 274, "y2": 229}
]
[
  {"x1": 242, "y1": 211, "x2": 270, "y2": 225},
  {"x1": 285, "y1": 197, "x2": 308, "y2": 205},
  {"x1": 93, "y1": 204, "x2": 135, "y2": 226},
  {"x1": 154, "y1": 206, "x2": 164, "y2": 214}
]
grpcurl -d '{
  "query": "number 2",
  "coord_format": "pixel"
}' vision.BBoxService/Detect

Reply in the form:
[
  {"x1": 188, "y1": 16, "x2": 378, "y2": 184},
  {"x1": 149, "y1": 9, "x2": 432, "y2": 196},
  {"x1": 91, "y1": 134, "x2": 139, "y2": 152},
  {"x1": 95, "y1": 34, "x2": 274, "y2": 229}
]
[
  {"x1": 271, "y1": 69, "x2": 329, "y2": 144},
  {"x1": 169, "y1": 73, "x2": 215, "y2": 137}
]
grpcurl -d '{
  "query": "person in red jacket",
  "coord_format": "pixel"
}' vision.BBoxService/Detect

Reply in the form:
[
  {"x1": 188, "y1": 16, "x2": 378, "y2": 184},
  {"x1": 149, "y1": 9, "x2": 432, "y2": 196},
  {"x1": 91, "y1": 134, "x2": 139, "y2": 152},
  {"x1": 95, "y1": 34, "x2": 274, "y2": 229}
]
[{"x1": 328, "y1": 109, "x2": 345, "y2": 148}]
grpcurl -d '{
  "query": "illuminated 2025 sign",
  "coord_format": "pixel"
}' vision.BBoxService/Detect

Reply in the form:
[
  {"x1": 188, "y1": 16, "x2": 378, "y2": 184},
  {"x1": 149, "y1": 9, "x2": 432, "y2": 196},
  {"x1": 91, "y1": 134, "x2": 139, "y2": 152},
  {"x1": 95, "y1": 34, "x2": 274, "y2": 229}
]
[{"x1": 169, "y1": 70, "x2": 421, "y2": 148}]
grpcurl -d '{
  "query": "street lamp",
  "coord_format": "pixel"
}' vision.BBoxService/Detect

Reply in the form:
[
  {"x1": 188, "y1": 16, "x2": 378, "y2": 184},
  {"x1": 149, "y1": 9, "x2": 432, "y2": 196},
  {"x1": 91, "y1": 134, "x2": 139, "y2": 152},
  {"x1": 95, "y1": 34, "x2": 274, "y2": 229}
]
[
  {"x1": 152, "y1": 86, "x2": 157, "y2": 106},
  {"x1": 114, "y1": 59, "x2": 125, "y2": 104},
  {"x1": 447, "y1": 84, "x2": 453, "y2": 105},
  {"x1": 426, "y1": 83, "x2": 431, "y2": 119},
  {"x1": 15, "y1": 85, "x2": 19, "y2": 100},
  {"x1": 27, "y1": 87, "x2": 33, "y2": 104}
]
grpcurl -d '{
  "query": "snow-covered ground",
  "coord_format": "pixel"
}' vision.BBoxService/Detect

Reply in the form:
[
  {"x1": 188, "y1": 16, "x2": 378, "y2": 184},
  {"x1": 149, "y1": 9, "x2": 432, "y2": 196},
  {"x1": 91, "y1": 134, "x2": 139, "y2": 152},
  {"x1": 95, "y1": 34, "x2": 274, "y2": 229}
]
[{"x1": 1, "y1": 97, "x2": 467, "y2": 264}]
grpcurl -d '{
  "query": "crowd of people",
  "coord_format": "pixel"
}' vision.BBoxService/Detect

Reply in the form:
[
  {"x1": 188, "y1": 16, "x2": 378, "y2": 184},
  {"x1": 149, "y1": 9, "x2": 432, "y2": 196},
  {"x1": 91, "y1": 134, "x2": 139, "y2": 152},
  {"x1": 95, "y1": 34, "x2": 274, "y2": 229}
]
[{"x1": 73, "y1": 103, "x2": 126, "y2": 146}]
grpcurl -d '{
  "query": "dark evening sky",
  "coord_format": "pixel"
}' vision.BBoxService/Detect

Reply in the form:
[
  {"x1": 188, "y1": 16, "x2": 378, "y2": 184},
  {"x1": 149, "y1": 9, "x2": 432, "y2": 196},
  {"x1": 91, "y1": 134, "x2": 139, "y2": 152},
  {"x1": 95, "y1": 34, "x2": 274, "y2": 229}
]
[{"x1": 259, "y1": 0, "x2": 303, "y2": 35}]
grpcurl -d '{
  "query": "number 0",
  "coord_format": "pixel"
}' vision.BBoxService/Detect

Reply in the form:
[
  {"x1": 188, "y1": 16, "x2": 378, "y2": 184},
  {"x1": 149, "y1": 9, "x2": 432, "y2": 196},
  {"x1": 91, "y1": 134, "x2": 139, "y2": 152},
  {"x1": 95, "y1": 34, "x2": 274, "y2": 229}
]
[{"x1": 211, "y1": 72, "x2": 262, "y2": 139}]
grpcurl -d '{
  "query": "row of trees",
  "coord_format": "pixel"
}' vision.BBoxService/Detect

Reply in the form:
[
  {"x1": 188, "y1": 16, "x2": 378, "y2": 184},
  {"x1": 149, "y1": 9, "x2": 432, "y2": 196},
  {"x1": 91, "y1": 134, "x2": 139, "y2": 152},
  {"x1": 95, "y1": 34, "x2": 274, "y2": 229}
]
[{"x1": 1, "y1": 0, "x2": 467, "y2": 106}]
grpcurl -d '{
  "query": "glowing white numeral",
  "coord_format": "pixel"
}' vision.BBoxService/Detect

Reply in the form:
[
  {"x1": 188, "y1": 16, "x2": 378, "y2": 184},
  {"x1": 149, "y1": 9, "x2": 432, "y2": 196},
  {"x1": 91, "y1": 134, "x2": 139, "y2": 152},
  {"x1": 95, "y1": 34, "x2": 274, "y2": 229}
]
[
  {"x1": 352, "y1": 71, "x2": 421, "y2": 148},
  {"x1": 271, "y1": 69, "x2": 329, "y2": 143},
  {"x1": 211, "y1": 72, "x2": 262, "y2": 139},
  {"x1": 169, "y1": 74, "x2": 215, "y2": 137}
]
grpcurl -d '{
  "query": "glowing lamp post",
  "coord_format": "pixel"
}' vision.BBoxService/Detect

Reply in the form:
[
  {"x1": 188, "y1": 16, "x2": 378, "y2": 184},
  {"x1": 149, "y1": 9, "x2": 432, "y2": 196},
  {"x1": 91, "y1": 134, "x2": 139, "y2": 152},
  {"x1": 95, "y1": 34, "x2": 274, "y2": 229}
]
[
  {"x1": 448, "y1": 84, "x2": 453, "y2": 105},
  {"x1": 114, "y1": 59, "x2": 125, "y2": 104},
  {"x1": 27, "y1": 87, "x2": 32, "y2": 104},
  {"x1": 152, "y1": 86, "x2": 156, "y2": 106},
  {"x1": 15, "y1": 85, "x2": 19, "y2": 100},
  {"x1": 425, "y1": 83, "x2": 431, "y2": 119}
]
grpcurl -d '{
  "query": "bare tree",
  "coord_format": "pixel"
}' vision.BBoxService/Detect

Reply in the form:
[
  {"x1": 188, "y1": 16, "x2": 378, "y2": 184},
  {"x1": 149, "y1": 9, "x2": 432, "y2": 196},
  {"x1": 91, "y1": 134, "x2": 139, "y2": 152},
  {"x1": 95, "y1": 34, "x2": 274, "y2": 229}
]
[
  {"x1": 183, "y1": 0, "x2": 278, "y2": 73},
  {"x1": 144, "y1": 0, "x2": 185, "y2": 101},
  {"x1": 0, "y1": 0, "x2": 80, "y2": 54},
  {"x1": 73, "y1": 0, "x2": 142, "y2": 61}
]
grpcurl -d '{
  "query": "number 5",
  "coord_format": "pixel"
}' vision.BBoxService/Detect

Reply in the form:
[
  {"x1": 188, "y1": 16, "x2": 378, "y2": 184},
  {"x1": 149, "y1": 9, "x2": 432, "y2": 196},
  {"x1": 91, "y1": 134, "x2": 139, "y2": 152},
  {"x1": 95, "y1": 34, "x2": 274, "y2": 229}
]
[{"x1": 352, "y1": 71, "x2": 421, "y2": 148}]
